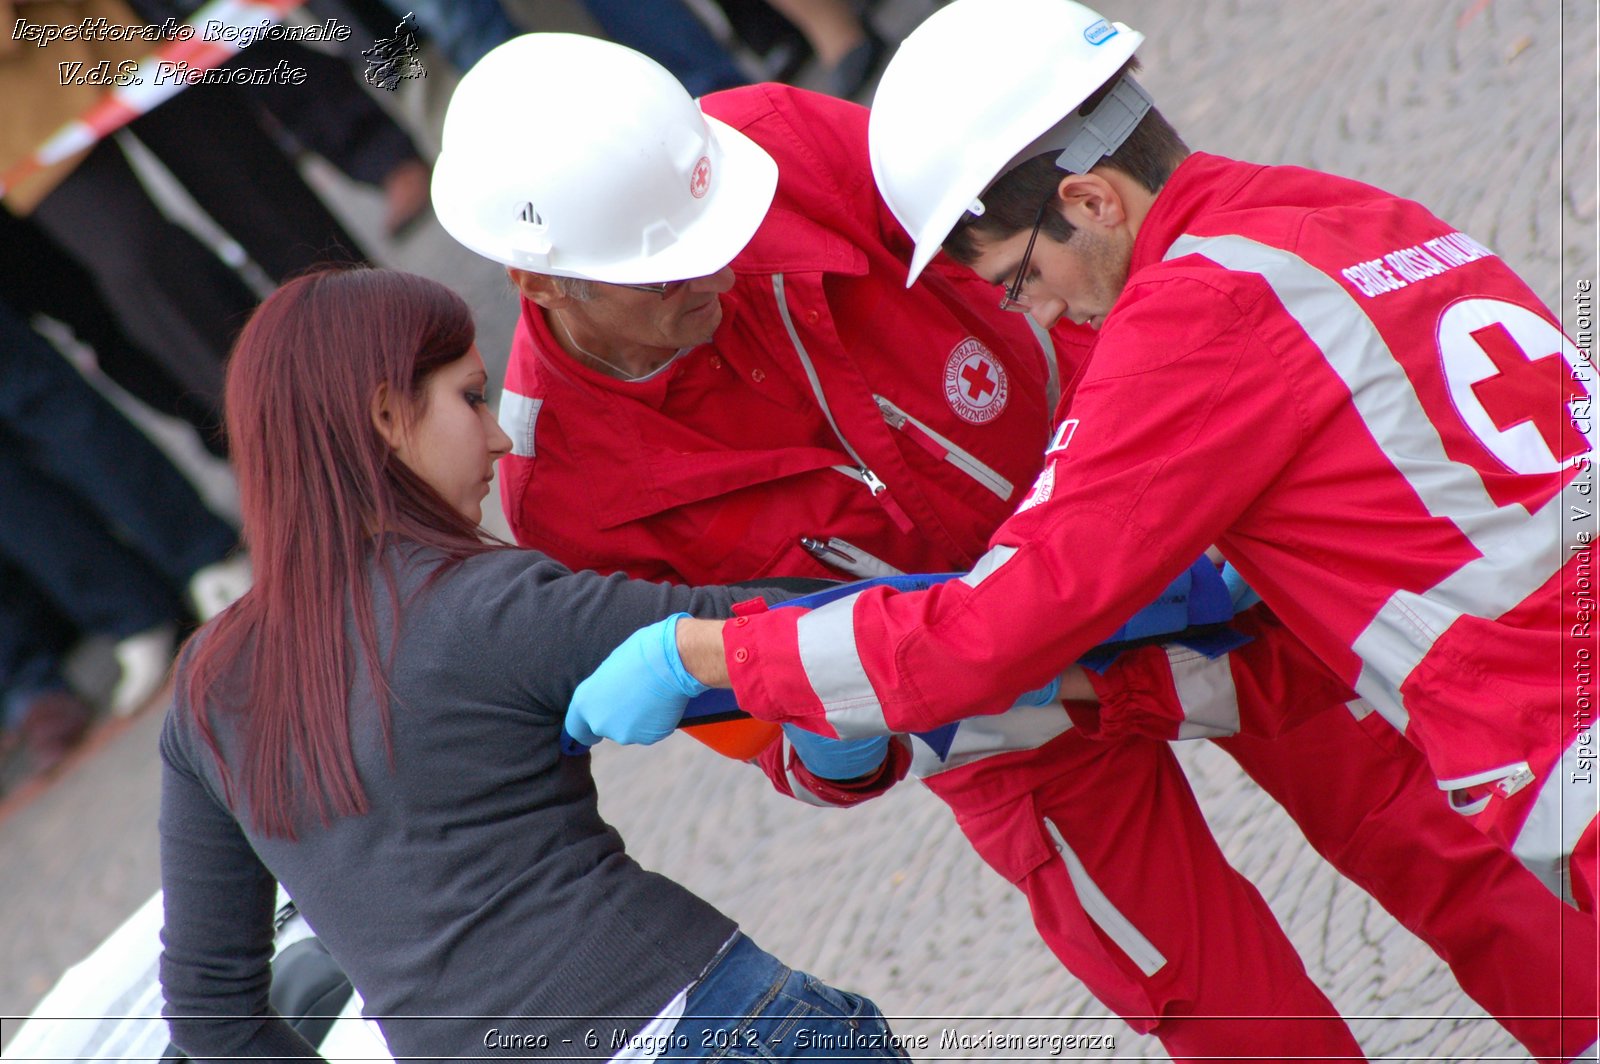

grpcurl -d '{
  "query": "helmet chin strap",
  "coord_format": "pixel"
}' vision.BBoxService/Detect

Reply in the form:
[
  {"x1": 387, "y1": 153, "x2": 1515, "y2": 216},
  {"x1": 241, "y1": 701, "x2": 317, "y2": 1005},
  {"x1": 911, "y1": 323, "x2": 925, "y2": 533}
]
[{"x1": 968, "y1": 72, "x2": 1154, "y2": 219}]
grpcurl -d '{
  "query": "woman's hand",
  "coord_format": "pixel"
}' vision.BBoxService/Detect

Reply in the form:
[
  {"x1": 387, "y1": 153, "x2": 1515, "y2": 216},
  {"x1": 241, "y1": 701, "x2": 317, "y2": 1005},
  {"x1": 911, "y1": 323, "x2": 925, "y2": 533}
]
[{"x1": 565, "y1": 614, "x2": 711, "y2": 747}]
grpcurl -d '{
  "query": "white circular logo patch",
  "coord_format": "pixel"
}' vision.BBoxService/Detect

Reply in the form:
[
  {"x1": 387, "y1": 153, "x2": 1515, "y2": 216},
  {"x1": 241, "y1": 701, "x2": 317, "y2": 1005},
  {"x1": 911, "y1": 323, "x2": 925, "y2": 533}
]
[
  {"x1": 1436, "y1": 298, "x2": 1593, "y2": 475},
  {"x1": 1016, "y1": 461, "x2": 1056, "y2": 513},
  {"x1": 943, "y1": 338, "x2": 1008, "y2": 424},
  {"x1": 689, "y1": 156, "x2": 712, "y2": 199}
]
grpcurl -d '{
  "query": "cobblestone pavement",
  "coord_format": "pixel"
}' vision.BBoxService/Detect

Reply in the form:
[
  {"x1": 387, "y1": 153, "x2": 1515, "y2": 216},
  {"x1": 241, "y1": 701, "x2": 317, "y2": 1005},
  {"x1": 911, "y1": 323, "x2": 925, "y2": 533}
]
[{"x1": 2, "y1": 1, "x2": 1595, "y2": 1060}]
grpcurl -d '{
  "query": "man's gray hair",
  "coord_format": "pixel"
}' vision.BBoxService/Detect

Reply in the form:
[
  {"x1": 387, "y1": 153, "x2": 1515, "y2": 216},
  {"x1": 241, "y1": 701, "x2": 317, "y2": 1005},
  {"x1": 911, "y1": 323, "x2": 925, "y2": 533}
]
[{"x1": 553, "y1": 276, "x2": 597, "y2": 301}]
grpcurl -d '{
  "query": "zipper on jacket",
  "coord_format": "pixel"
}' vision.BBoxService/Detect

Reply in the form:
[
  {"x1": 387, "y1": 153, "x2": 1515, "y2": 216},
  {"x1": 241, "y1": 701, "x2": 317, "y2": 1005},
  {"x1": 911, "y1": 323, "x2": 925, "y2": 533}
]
[
  {"x1": 874, "y1": 395, "x2": 1014, "y2": 500},
  {"x1": 859, "y1": 467, "x2": 890, "y2": 497},
  {"x1": 771, "y1": 274, "x2": 914, "y2": 533}
]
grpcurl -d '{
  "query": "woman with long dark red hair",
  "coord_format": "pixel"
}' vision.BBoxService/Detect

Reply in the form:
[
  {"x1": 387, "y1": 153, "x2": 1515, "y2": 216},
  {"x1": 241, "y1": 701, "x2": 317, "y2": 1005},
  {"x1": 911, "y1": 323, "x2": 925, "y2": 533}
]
[{"x1": 157, "y1": 268, "x2": 908, "y2": 1062}]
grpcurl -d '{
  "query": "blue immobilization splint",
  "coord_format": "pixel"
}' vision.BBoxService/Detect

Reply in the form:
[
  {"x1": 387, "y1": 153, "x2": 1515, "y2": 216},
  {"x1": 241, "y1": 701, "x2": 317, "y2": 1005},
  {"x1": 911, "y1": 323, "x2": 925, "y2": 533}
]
[{"x1": 561, "y1": 557, "x2": 1250, "y2": 754}]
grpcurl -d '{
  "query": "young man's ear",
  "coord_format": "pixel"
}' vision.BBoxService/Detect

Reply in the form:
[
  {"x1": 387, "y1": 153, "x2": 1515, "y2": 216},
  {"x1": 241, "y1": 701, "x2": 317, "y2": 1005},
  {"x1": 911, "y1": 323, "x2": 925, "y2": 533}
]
[
  {"x1": 1055, "y1": 172, "x2": 1126, "y2": 230},
  {"x1": 370, "y1": 382, "x2": 406, "y2": 451},
  {"x1": 508, "y1": 267, "x2": 569, "y2": 309}
]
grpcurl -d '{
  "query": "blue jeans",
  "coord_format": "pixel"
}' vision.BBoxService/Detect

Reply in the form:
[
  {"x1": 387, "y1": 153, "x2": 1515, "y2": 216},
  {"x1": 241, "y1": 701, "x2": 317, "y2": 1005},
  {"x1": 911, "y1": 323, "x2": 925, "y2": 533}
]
[
  {"x1": 0, "y1": 300, "x2": 237, "y2": 592},
  {"x1": 675, "y1": 934, "x2": 910, "y2": 1061},
  {"x1": 0, "y1": 561, "x2": 75, "y2": 730},
  {"x1": 386, "y1": 0, "x2": 749, "y2": 96},
  {"x1": 579, "y1": 0, "x2": 748, "y2": 97}
]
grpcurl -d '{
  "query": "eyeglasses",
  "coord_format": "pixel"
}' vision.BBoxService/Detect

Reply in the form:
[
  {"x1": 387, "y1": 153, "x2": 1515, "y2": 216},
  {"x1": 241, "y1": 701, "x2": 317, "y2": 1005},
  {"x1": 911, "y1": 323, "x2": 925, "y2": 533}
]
[
  {"x1": 614, "y1": 280, "x2": 687, "y2": 299},
  {"x1": 998, "y1": 194, "x2": 1057, "y2": 313}
]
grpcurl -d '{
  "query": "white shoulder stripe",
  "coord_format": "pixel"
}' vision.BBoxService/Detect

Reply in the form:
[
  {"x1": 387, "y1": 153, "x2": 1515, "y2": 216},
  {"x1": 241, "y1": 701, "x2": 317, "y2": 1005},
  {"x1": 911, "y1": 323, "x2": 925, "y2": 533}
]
[
  {"x1": 961, "y1": 545, "x2": 1018, "y2": 588},
  {"x1": 909, "y1": 701, "x2": 1074, "y2": 778},
  {"x1": 1025, "y1": 316, "x2": 1061, "y2": 413}
]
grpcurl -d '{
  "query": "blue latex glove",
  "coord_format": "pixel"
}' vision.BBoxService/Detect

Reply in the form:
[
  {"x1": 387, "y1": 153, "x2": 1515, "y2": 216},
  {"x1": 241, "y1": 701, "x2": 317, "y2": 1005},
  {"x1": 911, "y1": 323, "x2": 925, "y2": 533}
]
[
  {"x1": 782, "y1": 724, "x2": 890, "y2": 781},
  {"x1": 1017, "y1": 676, "x2": 1061, "y2": 706},
  {"x1": 565, "y1": 614, "x2": 709, "y2": 748},
  {"x1": 1220, "y1": 562, "x2": 1263, "y2": 611}
]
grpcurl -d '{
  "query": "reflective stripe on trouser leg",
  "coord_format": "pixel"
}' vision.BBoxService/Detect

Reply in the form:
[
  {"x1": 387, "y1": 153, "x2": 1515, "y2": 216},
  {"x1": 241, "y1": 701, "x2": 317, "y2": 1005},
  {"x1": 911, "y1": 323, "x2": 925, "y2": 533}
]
[{"x1": 1042, "y1": 817, "x2": 1166, "y2": 976}]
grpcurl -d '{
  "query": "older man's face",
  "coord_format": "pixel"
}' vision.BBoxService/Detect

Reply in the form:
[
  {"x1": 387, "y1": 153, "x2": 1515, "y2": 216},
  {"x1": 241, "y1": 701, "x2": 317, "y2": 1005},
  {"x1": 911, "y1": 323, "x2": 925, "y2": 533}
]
[{"x1": 567, "y1": 267, "x2": 737, "y2": 356}]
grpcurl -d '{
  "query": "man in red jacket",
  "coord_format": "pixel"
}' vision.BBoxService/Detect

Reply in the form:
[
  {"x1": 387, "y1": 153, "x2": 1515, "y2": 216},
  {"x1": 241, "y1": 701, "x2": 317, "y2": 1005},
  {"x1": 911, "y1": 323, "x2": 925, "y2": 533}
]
[{"x1": 435, "y1": 32, "x2": 1597, "y2": 1063}]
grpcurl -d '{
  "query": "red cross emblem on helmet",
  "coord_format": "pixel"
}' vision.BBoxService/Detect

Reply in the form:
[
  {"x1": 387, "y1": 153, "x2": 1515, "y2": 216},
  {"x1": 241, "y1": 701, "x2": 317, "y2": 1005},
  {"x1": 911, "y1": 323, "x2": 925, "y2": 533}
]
[
  {"x1": 943, "y1": 337, "x2": 1009, "y2": 424},
  {"x1": 689, "y1": 156, "x2": 712, "y2": 199}
]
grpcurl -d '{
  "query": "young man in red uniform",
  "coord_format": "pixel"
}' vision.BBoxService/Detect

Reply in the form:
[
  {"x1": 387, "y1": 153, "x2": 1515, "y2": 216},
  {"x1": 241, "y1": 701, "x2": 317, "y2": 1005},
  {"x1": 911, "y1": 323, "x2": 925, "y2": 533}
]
[{"x1": 434, "y1": 32, "x2": 1597, "y2": 1063}]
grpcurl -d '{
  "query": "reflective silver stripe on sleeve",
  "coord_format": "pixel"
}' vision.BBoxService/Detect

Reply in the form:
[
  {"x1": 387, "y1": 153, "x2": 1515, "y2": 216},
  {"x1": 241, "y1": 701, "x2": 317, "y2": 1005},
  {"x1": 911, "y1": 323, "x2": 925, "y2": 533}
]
[
  {"x1": 961, "y1": 544, "x2": 1018, "y2": 588},
  {"x1": 1167, "y1": 648, "x2": 1242, "y2": 740},
  {"x1": 909, "y1": 702, "x2": 1074, "y2": 778},
  {"x1": 795, "y1": 592, "x2": 889, "y2": 739},
  {"x1": 1511, "y1": 730, "x2": 1598, "y2": 906},
  {"x1": 496, "y1": 390, "x2": 542, "y2": 458},
  {"x1": 1166, "y1": 234, "x2": 1578, "y2": 728},
  {"x1": 1044, "y1": 818, "x2": 1167, "y2": 976},
  {"x1": 1352, "y1": 486, "x2": 1568, "y2": 731}
]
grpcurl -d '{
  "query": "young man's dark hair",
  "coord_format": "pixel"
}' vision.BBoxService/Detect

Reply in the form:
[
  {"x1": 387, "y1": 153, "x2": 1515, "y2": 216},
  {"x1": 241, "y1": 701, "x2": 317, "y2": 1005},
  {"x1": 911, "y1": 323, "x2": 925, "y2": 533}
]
[{"x1": 944, "y1": 60, "x2": 1189, "y2": 264}]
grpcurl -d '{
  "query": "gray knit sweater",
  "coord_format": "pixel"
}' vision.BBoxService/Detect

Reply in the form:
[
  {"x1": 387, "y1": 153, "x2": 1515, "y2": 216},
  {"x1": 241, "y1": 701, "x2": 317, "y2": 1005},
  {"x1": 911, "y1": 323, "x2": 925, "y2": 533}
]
[{"x1": 160, "y1": 543, "x2": 756, "y2": 1062}]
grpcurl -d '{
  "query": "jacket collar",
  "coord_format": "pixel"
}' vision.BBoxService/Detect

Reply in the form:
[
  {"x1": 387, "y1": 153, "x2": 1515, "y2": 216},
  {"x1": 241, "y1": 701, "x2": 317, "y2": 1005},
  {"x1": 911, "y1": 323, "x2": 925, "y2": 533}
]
[
  {"x1": 1127, "y1": 152, "x2": 1263, "y2": 278},
  {"x1": 515, "y1": 298, "x2": 856, "y2": 526}
]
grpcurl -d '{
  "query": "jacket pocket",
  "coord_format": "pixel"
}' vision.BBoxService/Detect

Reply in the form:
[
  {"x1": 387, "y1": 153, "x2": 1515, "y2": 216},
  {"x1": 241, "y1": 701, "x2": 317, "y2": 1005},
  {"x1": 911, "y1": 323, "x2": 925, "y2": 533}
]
[{"x1": 951, "y1": 795, "x2": 1059, "y2": 884}]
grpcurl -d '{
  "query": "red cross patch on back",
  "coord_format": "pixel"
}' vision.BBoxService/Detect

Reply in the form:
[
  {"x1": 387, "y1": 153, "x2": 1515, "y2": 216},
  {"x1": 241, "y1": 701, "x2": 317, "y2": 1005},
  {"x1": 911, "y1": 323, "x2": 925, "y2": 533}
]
[{"x1": 1436, "y1": 298, "x2": 1594, "y2": 475}]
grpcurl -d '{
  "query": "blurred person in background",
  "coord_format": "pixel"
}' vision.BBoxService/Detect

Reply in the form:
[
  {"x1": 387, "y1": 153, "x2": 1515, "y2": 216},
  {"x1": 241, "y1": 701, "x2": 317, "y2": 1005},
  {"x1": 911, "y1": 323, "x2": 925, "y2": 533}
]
[
  {"x1": 0, "y1": 210, "x2": 228, "y2": 455},
  {"x1": 0, "y1": 297, "x2": 249, "y2": 731},
  {"x1": 0, "y1": 565, "x2": 94, "y2": 786},
  {"x1": 377, "y1": 0, "x2": 749, "y2": 95},
  {"x1": 2, "y1": 0, "x2": 370, "y2": 421},
  {"x1": 125, "y1": 0, "x2": 435, "y2": 238},
  {"x1": 759, "y1": 0, "x2": 887, "y2": 98}
]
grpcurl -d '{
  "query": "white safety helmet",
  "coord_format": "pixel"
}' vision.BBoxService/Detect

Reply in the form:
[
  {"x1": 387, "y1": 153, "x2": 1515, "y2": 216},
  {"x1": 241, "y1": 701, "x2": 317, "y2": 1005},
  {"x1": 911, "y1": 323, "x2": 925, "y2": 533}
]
[
  {"x1": 868, "y1": 0, "x2": 1146, "y2": 286},
  {"x1": 431, "y1": 33, "x2": 779, "y2": 284}
]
